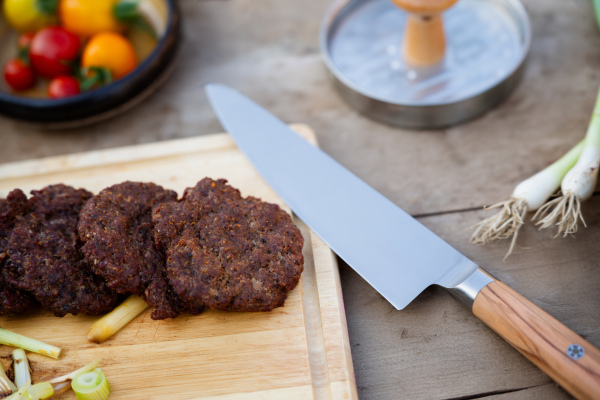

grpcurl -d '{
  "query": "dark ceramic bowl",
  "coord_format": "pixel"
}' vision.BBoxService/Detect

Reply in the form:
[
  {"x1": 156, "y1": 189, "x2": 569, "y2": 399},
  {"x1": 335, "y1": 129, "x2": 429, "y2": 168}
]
[{"x1": 0, "y1": 0, "x2": 180, "y2": 128}]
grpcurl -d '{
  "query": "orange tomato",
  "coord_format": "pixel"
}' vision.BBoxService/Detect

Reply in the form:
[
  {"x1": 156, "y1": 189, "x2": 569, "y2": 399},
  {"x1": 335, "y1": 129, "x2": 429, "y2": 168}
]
[
  {"x1": 82, "y1": 32, "x2": 138, "y2": 80},
  {"x1": 59, "y1": 0, "x2": 123, "y2": 37}
]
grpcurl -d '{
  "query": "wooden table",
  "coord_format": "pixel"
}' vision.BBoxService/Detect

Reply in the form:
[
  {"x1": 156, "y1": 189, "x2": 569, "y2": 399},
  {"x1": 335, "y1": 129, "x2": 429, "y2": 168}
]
[{"x1": 1, "y1": 0, "x2": 599, "y2": 398}]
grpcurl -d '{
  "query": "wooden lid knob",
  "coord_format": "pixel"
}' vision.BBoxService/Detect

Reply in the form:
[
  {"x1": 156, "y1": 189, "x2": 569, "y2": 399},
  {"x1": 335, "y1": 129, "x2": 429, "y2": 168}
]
[
  {"x1": 392, "y1": 0, "x2": 459, "y2": 67},
  {"x1": 392, "y1": 0, "x2": 457, "y2": 15}
]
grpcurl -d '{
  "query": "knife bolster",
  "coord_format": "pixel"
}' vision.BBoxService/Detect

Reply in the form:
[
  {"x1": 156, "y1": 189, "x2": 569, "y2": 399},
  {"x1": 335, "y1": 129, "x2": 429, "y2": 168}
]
[{"x1": 447, "y1": 267, "x2": 496, "y2": 309}]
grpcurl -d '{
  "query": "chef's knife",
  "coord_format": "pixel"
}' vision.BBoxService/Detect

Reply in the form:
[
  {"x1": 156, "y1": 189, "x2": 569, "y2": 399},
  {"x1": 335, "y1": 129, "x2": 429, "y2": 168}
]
[{"x1": 205, "y1": 84, "x2": 600, "y2": 399}]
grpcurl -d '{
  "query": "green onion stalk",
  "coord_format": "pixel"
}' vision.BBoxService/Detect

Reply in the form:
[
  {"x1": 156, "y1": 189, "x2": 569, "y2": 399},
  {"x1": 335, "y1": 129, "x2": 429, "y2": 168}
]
[
  {"x1": 0, "y1": 327, "x2": 61, "y2": 359},
  {"x1": 534, "y1": 87, "x2": 600, "y2": 236},
  {"x1": 88, "y1": 295, "x2": 149, "y2": 343},
  {"x1": 471, "y1": 141, "x2": 584, "y2": 257},
  {"x1": 593, "y1": 0, "x2": 600, "y2": 32}
]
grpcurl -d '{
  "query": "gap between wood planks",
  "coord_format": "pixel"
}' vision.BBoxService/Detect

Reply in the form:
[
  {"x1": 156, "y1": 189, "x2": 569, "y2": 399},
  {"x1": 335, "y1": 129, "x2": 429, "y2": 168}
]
[
  {"x1": 411, "y1": 191, "x2": 600, "y2": 220},
  {"x1": 439, "y1": 382, "x2": 553, "y2": 400}
]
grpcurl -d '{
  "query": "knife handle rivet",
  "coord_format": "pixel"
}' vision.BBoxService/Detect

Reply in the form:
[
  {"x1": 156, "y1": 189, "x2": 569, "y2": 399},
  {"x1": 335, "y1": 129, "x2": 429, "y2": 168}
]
[{"x1": 567, "y1": 344, "x2": 585, "y2": 360}]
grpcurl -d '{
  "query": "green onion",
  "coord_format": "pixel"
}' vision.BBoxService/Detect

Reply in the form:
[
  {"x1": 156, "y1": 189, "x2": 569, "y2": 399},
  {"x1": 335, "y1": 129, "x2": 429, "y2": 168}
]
[
  {"x1": 471, "y1": 140, "x2": 584, "y2": 257},
  {"x1": 88, "y1": 295, "x2": 148, "y2": 343},
  {"x1": 47, "y1": 360, "x2": 102, "y2": 398},
  {"x1": 26, "y1": 382, "x2": 54, "y2": 400},
  {"x1": 71, "y1": 369, "x2": 110, "y2": 400},
  {"x1": 0, "y1": 327, "x2": 61, "y2": 359},
  {"x1": 593, "y1": 0, "x2": 600, "y2": 32},
  {"x1": 12, "y1": 350, "x2": 30, "y2": 389},
  {"x1": 534, "y1": 88, "x2": 600, "y2": 236},
  {"x1": 0, "y1": 359, "x2": 17, "y2": 396},
  {"x1": 4, "y1": 382, "x2": 29, "y2": 400},
  {"x1": 48, "y1": 360, "x2": 100, "y2": 385}
]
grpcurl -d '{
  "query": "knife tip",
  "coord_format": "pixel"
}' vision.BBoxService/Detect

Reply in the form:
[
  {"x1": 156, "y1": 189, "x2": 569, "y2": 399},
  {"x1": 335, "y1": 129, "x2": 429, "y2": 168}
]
[{"x1": 204, "y1": 83, "x2": 230, "y2": 96}]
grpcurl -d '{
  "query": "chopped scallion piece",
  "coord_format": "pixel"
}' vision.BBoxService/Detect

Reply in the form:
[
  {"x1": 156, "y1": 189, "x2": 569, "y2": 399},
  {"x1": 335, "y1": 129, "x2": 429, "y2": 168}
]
[
  {"x1": 48, "y1": 360, "x2": 100, "y2": 385},
  {"x1": 0, "y1": 359, "x2": 17, "y2": 396},
  {"x1": 5, "y1": 381, "x2": 29, "y2": 400},
  {"x1": 12, "y1": 349, "x2": 30, "y2": 389},
  {"x1": 51, "y1": 381, "x2": 72, "y2": 396},
  {"x1": 4, "y1": 381, "x2": 31, "y2": 400},
  {"x1": 0, "y1": 327, "x2": 61, "y2": 359},
  {"x1": 88, "y1": 295, "x2": 148, "y2": 343},
  {"x1": 26, "y1": 382, "x2": 54, "y2": 400},
  {"x1": 72, "y1": 369, "x2": 110, "y2": 400}
]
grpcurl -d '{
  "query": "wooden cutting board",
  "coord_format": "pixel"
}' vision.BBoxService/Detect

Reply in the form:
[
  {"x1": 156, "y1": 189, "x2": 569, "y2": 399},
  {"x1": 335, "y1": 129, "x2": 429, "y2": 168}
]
[{"x1": 0, "y1": 125, "x2": 358, "y2": 400}]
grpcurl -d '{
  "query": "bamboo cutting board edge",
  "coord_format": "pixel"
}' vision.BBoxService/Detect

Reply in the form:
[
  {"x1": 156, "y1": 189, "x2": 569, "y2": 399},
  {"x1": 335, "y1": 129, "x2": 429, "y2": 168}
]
[{"x1": 0, "y1": 124, "x2": 358, "y2": 400}]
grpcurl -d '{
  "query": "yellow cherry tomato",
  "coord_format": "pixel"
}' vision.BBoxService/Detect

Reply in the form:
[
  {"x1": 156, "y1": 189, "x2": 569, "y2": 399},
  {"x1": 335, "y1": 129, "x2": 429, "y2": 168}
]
[
  {"x1": 82, "y1": 32, "x2": 138, "y2": 80},
  {"x1": 4, "y1": 0, "x2": 57, "y2": 33},
  {"x1": 59, "y1": 0, "x2": 123, "y2": 37}
]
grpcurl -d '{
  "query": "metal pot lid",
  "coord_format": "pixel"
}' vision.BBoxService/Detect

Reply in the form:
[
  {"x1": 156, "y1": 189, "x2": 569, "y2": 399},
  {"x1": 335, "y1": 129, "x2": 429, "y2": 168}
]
[{"x1": 320, "y1": 0, "x2": 531, "y2": 129}]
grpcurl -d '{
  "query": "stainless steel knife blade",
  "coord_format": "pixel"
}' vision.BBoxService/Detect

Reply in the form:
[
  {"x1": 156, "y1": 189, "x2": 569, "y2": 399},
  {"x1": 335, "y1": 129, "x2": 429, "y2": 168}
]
[
  {"x1": 204, "y1": 84, "x2": 600, "y2": 399},
  {"x1": 205, "y1": 83, "x2": 477, "y2": 310}
]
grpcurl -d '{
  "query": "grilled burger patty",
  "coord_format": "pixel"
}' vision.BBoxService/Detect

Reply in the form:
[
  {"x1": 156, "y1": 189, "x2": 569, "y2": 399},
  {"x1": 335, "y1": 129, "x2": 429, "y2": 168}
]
[
  {"x1": 0, "y1": 179, "x2": 305, "y2": 318},
  {"x1": 78, "y1": 181, "x2": 183, "y2": 320},
  {"x1": 153, "y1": 178, "x2": 304, "y2": 313},
  {"x1": 4, "y1": 185, "x2": 120, "y2": 317},
  {"x1": 0, "y1": 189, "x2": 38, "y2": 315}
]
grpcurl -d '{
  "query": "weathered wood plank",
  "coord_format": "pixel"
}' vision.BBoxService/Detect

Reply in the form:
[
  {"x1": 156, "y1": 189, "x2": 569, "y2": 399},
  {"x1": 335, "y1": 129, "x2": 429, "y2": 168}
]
[
  {"x1": 485, "y1": 384, "x2": 569, "y2": 400},
  {"x1": 341, "y1": 195, "x2": 600, "y2": 400},
  {"x1": 0, "y1": 0, "x2": 598, "y2": 398}
]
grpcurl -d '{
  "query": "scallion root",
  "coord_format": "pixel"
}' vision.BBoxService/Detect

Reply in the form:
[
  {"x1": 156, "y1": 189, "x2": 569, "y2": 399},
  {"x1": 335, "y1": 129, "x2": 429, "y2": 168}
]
[
  {"x1": 471, "y1": 198, "x2": 528, "y2": 258},
  {"x1": 534, "y1": 193, "x2": 585, "y2": 237}
]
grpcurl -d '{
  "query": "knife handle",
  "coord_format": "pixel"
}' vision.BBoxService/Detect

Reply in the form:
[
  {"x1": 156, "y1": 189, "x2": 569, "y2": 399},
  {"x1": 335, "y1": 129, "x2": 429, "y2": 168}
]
[{"x1": 473, "y1": 281, "x2": 600, "y2": 400}]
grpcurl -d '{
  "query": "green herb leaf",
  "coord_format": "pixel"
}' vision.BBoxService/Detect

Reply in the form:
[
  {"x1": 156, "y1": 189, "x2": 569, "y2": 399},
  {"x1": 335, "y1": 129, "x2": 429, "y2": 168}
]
[
  {"x1": 114, "y1": 1, "x2": 140, "y2": 21},
  {"x1": 36, "y1": 0, "x2": 59, "y2": 15},
  {"x1": 80, "y1": 67, "x2": 113, "y2": 91}
]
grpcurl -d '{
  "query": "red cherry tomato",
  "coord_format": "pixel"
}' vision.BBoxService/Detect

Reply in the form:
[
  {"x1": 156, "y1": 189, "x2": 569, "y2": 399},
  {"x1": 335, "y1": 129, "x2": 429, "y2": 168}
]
[
  {"x1": 30, "y1": 27, "x2": 81, "y2": 79},
  {"x1": 18, "y1": 33, "x2": 34, "y2": 51},
  {"x1": 48, "y1": 75, "x2": 80, "y2": 99},
  {"x1": 3, "y1": 59, "x2": 35, "y2": 91}
]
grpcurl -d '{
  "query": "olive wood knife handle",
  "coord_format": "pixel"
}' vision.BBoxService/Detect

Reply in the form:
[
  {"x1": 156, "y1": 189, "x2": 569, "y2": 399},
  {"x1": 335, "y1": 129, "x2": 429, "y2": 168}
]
[{"x1": 473, "y1": 281, "x2": 600, "y2": 400}]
